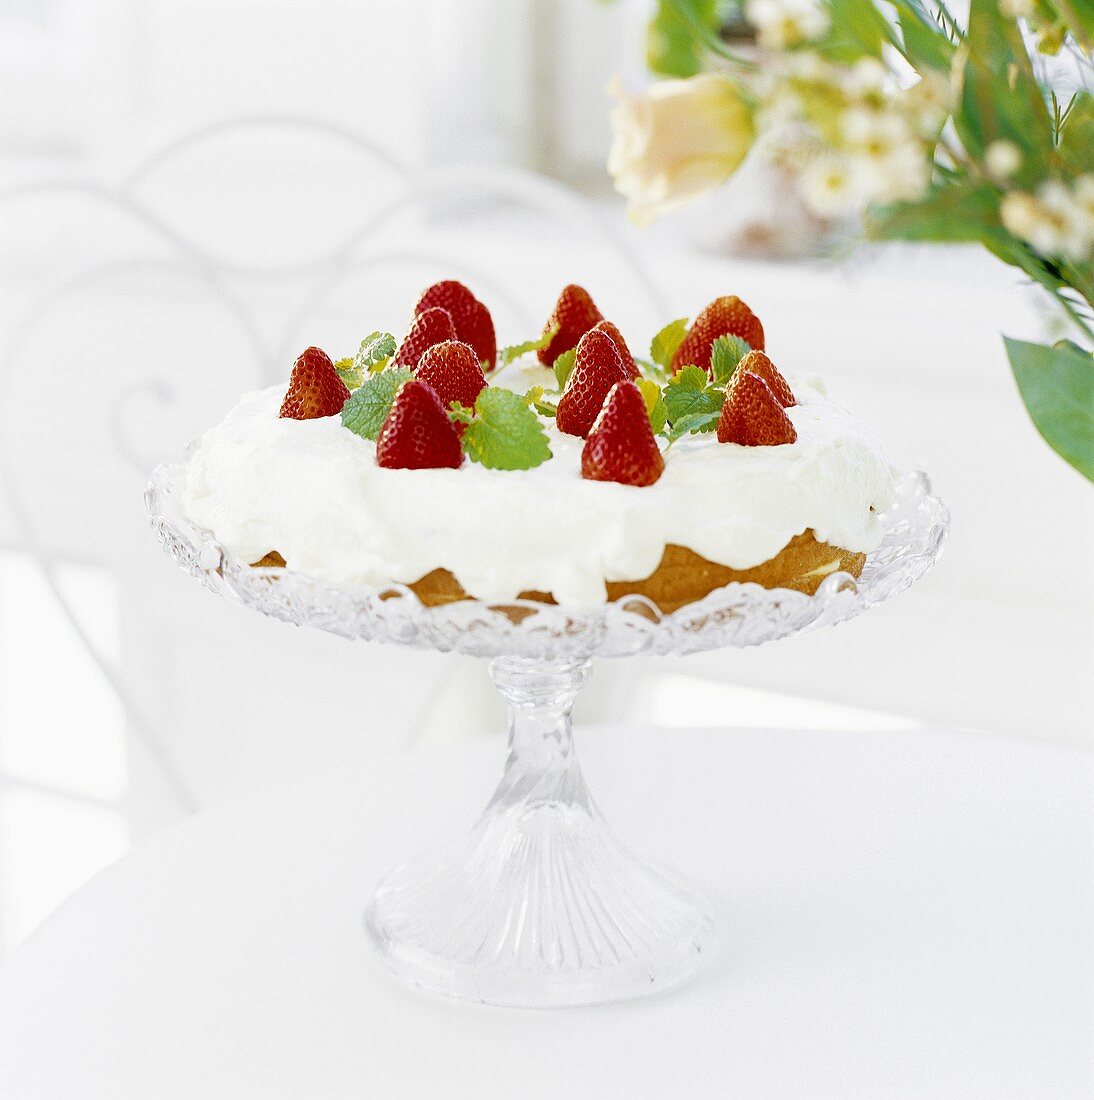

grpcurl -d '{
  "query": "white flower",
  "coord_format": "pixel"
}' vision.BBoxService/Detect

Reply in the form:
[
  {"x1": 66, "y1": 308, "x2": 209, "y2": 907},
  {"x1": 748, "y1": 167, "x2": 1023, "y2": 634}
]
[
  {"x1": 607, "y1": 74, "x2": 755, "y2": 226},
  {"x1": 844, "y1": 58, "x2": 890, "y2": 100},
  {"x1": 900, "y1": 71, "x2": 952, "y2": 135},
  {"x1": 999, "y1": 0, "x2": 1034, "y2": 16},
  {"x1": 799, "y1": 153, "x2": 863, "y2": 216},
  {"x1": 746, "y1": 0, "x2": 830, "y2": 50},
  {"x1": 985, "y1": 140, "x2": 1023, "y2": 180},
  {"x1": 840, "y1": 108, "x2": 911, "y2": 155},
  {"x1": 1000, "y1": 186, "x2": 1087, "y2": 260}
]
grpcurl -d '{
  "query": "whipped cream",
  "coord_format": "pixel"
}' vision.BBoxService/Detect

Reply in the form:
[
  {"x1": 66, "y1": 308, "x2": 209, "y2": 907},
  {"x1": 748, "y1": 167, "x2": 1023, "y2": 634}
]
[{"x1": 182, "y1": 369, "x2": 896, "y2": 609}]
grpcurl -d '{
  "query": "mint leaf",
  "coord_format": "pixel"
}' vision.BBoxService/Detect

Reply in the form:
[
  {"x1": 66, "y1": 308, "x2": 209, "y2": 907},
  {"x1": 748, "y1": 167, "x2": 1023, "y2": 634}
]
[
  {"x1": 650, "y1": 318, "x2": 689, "y2": 371},
  {"x1": 553, "y1": 348, "x2": 577, "y2": 391},
  {"x1": 354, "y1": 332, "x2": 397, "y2": 375},
  {"x1": 462, "y1": 388, "x2": 552, "y2": 470},
  {"x1": 637, "y1": 377, "x2": 668, "y2": 434},
  {"x1": 522, "y1": 386, "x2": 558, "y2": 418},
  {"x1": 662, "y1": 365, "x2": 723, "y2": 428},
  {"x1": 340, "y1": 367, "x2": 413, "y2": 441},
  {"x1": 668, "y1": 409, "x2": 721, "y2": 441},
  {"x1": 710, "y1": 335, "x2": 751, "y2": 385},
  {"x1": 334, "y1": 357, "x2": 363, "y2": 390},
  {"x1": 498, "y1": 325, "x2": 557, "y2": 367},
  {"x1": 448, "y1": 402, "x2": 475, "y2": 425}
]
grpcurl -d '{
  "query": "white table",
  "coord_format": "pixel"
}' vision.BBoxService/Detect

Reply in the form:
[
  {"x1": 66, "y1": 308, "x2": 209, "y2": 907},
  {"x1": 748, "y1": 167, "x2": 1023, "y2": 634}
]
[{"x1": 0, "y1": 724, "x2": 1089, "y2": 1098}]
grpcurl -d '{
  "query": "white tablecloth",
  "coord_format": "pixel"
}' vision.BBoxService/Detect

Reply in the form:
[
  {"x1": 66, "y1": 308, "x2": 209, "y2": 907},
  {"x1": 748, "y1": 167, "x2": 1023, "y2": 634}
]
[{"x1": 0, "y1": 724, "x2": 1089, "y2": 1098}]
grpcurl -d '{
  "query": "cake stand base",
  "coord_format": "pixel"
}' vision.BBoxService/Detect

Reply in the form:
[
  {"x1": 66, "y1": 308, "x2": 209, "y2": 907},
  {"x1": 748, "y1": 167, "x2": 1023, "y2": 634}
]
[{"x1": 365, "y1": 657, "x2": 715, "y2": 1008}]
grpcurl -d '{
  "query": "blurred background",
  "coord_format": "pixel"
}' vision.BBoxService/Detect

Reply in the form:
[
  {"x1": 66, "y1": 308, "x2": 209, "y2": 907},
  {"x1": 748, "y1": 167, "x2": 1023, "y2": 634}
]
[{"x1": 0, "y1": 0, "x2": 1090, "y2": 963}]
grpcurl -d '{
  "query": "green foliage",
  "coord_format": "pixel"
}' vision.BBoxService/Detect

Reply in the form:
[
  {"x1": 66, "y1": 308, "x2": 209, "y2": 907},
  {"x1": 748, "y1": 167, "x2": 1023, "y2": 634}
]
[
  {"x1": 1004, "y1": 337, "x2": 1094, "y2": 481},
  {"x1": 355, "y1": 332, "x2": 397, "y2": 372},
  {"x1": 710, "y1": 334, "x2": 752, "y2": 384},
  {"x1": 637, "y1": 377, "x2": 669, "y2": 433},
  {"x1": 650, "y1": 317, "x2": 689, "y2": 370},
  {"x1": 553, "y1": 348, "x2": 577, "y2": 391},
  {"x1": 868, "y1": 181, "x2": 1005, "y2": 244},
  {"x1": 812, "y1": 0, "x2": 893, "y2": 62},
  {"x1": 340, "y1": 368, "x2": 413, "y2": 441},
  {"x1": 646, "y1": 0, "x2": 721, "y2": 77},
  {"x1": 1056, "y1": 91, "x2": 1093, "y2": 174},
  {"x1": 497, "y1": 326, "x2": 557, "y2": 366},
  {"x1": 462, "y1": 388, "x2": 553, "y2": 470},
  {"x1": 886, "y1": 0, "x2": 955, "y2": 69},
  {"x1": 662, "y1": 365, "x2": 724, "y2": 430},
  {"x1": 334, "y1": 357, "x2": 362, "y2": 390},
  {"x1": 957, "y1": 0, "x2": 1055, "y2": 187}
]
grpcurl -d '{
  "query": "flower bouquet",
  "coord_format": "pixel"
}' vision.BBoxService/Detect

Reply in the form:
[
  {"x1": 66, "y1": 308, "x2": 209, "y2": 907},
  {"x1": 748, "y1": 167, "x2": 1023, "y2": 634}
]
[{"x1": 606, "y1": 0, "x2": 1093, "y2": 481}]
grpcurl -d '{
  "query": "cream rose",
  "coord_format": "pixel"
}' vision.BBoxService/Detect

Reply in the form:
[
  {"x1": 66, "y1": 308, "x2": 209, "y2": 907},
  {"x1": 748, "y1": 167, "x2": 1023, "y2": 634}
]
[{"x1": 607, "y1": 74, "x2": 755, "y2": 226}]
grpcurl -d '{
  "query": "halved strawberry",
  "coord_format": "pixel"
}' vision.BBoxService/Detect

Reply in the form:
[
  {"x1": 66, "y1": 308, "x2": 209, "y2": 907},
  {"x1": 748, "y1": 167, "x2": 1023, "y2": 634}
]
[
  {"x1": 735, "y1": 350, "x2": 795, "y2": 407},
  {"x1": 415, "y1": 340, "x2": 487, "y2": 411},
  {"x1": 414, "y1": 281, "x2": 496, "y2": 370},
  {"x1": 392, "y1": 307, "x2": 457, "y2": 370},
  {"x1": 538, "y1": 284, "x2": 603, "y2": 365},
  {"x1": 555, "y1": 329, "x2": 628, "y2": 438},
  {"x1": 593, "y1": 319, "x2": 639, "y2": 380},
  {"x1": 279, "y1": 346, "x2": 350, "y2": 420},
  {"x1": 375, "y1": 379, "x2": 464, "y2": 469},
  {"x1": 717, "y1": 370, "x2": 797, "y2": 446},
  {"x1": 582, "y1": 381, "x2": 665, "y2": 487},
  {"x1": 672, "y1": 296, "x2": 765, "y2": 375}
]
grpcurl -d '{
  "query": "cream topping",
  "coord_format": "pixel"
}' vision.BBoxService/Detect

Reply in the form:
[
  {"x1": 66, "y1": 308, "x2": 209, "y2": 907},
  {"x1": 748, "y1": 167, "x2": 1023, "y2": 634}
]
[{"x1": 182, "y1": 369, "x2": 896, "y2": 609}]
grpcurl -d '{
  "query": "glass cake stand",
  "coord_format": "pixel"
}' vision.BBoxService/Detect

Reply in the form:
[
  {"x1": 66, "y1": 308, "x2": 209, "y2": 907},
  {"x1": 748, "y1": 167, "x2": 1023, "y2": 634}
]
[{"x1": 147, "y1": 461, "x2": 948, "y2": 1007}]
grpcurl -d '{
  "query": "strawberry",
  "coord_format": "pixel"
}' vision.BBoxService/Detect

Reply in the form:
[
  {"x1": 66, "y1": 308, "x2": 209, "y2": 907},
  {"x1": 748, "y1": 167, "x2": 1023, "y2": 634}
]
[
  {"x1": 538, "y1": 284, "x2": 604, "y2": 364},
  {"x1": 672, "y1": 296, "x2": 765, "y2": 375},
  {"x1": 392, "y1": 307, "x2": 457, "y2": 370},
  {"x1": 593, "y1": 320, "x2": 639, "y2": 380},
  {"x1": 556, "y1": 329, "x2": 628, "y2": 438},
  {"x1": 415, "y1": 340, "x2": 487, "y2": 411},
  {"x1": 375, "y1": 379, "x2": 464, "y2": 469},
  {"x1": 414, "y1": 281, "x2": 496, "y2": 370},
  {"x1": 279, "y1": 346, "x2": 350, "y2": 420},
  {"x1": 717, "y1": 370, "x2": 797, "y2": 447},
  {"x1": 734, "y1": 350, "x2": 795, "y2": 407},
  {"x1": 582, "y1": 381, "x2": 664, "y2": 487}
]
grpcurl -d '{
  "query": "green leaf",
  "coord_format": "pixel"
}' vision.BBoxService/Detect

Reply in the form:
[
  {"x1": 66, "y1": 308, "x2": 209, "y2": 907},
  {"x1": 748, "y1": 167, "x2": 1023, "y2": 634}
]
[
  {"x1": 662, "y1": 365, "x2": 724, "y2": 427},
  {"x1": 637, "y1": 377, "x2": 669, "y2": 434},
  {"x1": 1004, "y1": 336, "x2": 1094, "y2": 481},
  {"x1": 1057, "y1": 91, "x2": 1094, "y2": 176},
  {"x1": 354, "y1": 331, "x2": 397, "y2": 375},
  {"x1": 668, "y1": 409, "x2": 722, "y2": 440},
  {"x1": 886, "y1": 0, "x2": 955, "y2": 69},
  {"x1": 334, "y1": 357, "x2": 363, "y2": 390},
  {"x1": 646, "y1": 0, "x2": 719, "y2": 78},
  {"x1": 553, "y1": 348, "x2": 577, "y2": 391},
  {"x1": 498, "y1": 326, "x2": 557, "y2": 367},
  {"x1": 650, "y1": 317, "x2": 689, "y2": 371},
  {"x1": 710, "y1": 334, "x2": 752, "y2": 384},
  {"x1": 957, "y1": 0, "x2": 1055, "y2": 185},
  {"x1": 339, "y1": 368, "x2": 413, "y2": 441},
  {"x1": 813, "y1": 0, "x2": 893, "y2": 62},
  {"x1": 462, "y1": 387, "x2": 553, "y2": 470},
  {"x1": 522, "y1": 385, "x2": 559, "y2": 418},
  {"x1": 867, "y1": 181, "x2": 1005, "y2": 244}
]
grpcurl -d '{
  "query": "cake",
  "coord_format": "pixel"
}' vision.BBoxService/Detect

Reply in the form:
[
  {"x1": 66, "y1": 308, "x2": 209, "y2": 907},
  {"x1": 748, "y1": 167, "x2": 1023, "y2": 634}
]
[{"x1": 182, "y1": 281, "x2": 895, "y2": 613}]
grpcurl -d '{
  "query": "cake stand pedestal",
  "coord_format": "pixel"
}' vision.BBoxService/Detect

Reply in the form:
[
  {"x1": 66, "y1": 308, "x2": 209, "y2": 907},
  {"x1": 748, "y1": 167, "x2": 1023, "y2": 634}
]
[{"x1": 147, "y1": 464, "x2": 947, "y2": 1007}]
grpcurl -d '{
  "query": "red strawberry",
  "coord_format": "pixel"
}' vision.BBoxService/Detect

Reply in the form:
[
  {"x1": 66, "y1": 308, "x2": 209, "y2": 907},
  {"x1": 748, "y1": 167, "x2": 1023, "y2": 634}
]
[
  {"x1": 733, "y1": 350, "x2": 794, "y2": 407},
  {"x1": 556, "y1": 329, "x2": 628, "y2": 438},
  {"x1": 672, "y1": 296, "x2": 765, "y2": 375},
  {"x1": 375, "y1": 379, "x2": 464, "y2": 469},
  {"x1": 392, "y1": 307, "x2": 457, "y2": 370},
  {"x1": 538, "y1": 284, "x2": 604, "y2": 364},
  {"x1": 582, "y1": 381, "x2": 664, "y2": 487},
  {"x1": 415, "y1": 340, "x2": 487, "y2": 411},
  {"x1": 279, "y1": 346, "x2": 350, "y2": 420},
  {"x1": 717, "y1": 371, "x2": 797, "y2": 447},
  {"x1": 414, "y1": 281, "x2": 496, "y2": 370},
  {"x1": 593, "y1": 320, "x2": 639, "y2": 380}
]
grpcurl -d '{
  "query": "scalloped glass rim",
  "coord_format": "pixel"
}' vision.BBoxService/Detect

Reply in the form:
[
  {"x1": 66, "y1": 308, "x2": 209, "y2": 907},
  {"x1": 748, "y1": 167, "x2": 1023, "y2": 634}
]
[{"x1": 146, "y1": 461, "x2": 948, "y2": 659}]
